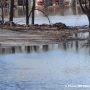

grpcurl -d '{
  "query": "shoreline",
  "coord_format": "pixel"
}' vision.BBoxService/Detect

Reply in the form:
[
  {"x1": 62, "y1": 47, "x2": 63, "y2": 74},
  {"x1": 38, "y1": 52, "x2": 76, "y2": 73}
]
[{"x1": 0, "y1": 22, "x2": 89, "y2": 46}]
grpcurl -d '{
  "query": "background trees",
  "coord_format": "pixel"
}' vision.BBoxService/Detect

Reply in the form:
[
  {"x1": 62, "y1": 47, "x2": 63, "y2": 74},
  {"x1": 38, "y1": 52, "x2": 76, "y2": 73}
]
[
  {"x1": 9, "y1": 0, "x2": 35, "y2": 25},
  {"x1": 25, "y1": 0, "x2": 35, "y2": 25},
  {"x1": 79, "y1": 0, "x2": 90, "y2": 27}
]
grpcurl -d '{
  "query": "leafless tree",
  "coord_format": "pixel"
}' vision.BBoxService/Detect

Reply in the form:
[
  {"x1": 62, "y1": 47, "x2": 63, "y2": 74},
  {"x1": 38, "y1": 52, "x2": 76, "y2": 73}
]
[
  {"x1": 25, "y1": 0, "x2": 35, "y2": 25},
  {"x1": 79, "y1": 0, "x2": 90, "y2": 27}
]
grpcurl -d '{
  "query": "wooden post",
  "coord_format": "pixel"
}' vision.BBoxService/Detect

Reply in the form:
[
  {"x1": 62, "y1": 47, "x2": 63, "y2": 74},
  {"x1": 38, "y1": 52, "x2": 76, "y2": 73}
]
[
  {"x1": 9, "y1": 0, "x2": 14, "y2": 22},
  {"x1": 32, "y1": 0, "x2": 35, "y2": 25},
  {"x1": 26, "y1": 0, "x2": 29, "y2": 25}
]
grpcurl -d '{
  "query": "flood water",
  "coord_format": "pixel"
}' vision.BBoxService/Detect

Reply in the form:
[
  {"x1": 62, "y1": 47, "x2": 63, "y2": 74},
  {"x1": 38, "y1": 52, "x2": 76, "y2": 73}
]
[
  {"x1": 0, "y1": 40, "x2": 90, "y2": 90},
  {"x1": 0, "y1": 6, "x2": 90, "y2": 90},
  {"x1": 1, "y1": 6, "x2": 89, "y2": 26}
]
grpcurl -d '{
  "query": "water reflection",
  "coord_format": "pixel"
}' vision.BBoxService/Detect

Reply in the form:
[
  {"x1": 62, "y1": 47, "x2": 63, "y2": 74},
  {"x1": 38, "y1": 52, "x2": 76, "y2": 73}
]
[
  {"x1": 0, "y1": 45, "x2": 51, "y2": 54},
  {"x1": 0, "y1": 40, "x2": 90, "y2": 55}
]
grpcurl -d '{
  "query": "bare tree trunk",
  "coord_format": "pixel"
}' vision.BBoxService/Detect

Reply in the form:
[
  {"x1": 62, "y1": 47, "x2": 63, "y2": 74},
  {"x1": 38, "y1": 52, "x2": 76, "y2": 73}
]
[
  {"x1": 23, "y1": 0, "x2": 25, "y2": 13},
  {"x1": 79, "y1": 0, "x2": 86, "y2": 13},
  {"x1": 1, "y1": 2, "x2": 4, "y2": 23},
  {"x1": 9, "y1": 0, "x2": 14, "y2": 21},
  {"x1": 26, "y1": 0, "x2": 29, "y2": 25},
  {"x1": 32, "y1": 0, "x2": 35, "y2": 25},
  {"x1": 71, "y1": 0, "x2": 76, "y2": 7},
  {"x1": 72, "y1": 0, "x2": 77, "y2": 15},
  {"x1": 79, "y1": 0, "x2": 90, "y2": 27},
  {"x1": 87, "y1": 15, "x2": 90, "y2": 27},
  {"x1": 9, "y1": 0, "x2": 14, "y2": 22}
]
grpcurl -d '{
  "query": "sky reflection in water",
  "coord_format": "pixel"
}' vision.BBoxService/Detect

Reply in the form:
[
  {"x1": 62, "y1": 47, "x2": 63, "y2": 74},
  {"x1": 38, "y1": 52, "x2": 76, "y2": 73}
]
[{"x1": 0, "y1": 41, "x2": 90, "y2": 90}]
